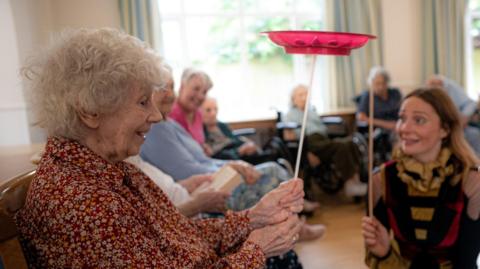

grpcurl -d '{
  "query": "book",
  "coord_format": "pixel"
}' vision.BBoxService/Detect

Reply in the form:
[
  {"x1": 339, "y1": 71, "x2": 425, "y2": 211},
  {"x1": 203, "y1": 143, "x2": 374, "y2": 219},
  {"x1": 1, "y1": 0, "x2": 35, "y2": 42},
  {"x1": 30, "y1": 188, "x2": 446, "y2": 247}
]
[{"x1": 209, "y1": 165, "x2": 242, "y2": 193}]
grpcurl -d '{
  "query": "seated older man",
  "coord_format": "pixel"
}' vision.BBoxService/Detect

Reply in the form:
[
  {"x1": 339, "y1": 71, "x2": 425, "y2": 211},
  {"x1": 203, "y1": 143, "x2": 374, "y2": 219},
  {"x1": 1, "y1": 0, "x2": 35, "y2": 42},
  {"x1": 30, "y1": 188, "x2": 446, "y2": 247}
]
[
  {"x1": 426, "y1": 74, "x2": 480, "y2": 156},
  {"x1": 15, "y1": 28, "x2": 305, "y2": 268}
]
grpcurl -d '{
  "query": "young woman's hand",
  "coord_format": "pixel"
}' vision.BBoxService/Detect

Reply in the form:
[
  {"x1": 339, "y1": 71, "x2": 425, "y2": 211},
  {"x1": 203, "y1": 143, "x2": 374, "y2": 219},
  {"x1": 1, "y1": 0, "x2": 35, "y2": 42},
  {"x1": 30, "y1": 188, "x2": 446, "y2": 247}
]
[{"x1": 361, "y1": 216, "x2": 391, "y2": 258}]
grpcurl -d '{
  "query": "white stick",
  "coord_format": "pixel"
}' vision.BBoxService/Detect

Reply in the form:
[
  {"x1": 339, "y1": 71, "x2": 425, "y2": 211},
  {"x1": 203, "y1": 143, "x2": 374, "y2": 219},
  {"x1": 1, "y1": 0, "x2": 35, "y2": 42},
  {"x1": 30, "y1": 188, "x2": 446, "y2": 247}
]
[{"x1": 294, "y1": 55, "x2": 317, "y2": 179}]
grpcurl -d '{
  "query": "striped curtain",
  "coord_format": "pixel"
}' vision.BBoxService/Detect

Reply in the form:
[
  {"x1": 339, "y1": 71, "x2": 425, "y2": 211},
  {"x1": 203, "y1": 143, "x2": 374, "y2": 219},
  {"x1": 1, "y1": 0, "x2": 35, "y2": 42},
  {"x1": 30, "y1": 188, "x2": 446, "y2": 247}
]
[
  {"x1": 327, "y1": 0, "x2": 383, "y2": 108},
  {"x1": 118, "y1": 0, "x2": 157, "y2": 48},
  {"x1": 421, "y1": 0, "x2": 468, "y2": 87}
]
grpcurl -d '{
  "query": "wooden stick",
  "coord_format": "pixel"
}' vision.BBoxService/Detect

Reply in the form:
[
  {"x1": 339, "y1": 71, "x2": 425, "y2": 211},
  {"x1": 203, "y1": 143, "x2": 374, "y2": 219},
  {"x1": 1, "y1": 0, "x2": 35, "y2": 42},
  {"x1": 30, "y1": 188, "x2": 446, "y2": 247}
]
[
  {"x1": 368, "y1": 85, "x2": 374, "y2": 217},
  {"x1": 294, "y1": 55, "x2": 317, "y2": 179}
]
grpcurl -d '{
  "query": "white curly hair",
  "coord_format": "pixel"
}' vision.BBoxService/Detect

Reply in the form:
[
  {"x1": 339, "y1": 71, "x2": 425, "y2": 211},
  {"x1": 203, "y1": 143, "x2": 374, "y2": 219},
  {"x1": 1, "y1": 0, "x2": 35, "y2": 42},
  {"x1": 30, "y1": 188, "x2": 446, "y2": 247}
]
[{"x1": 22, "y1": 28, "x2": 165, "y2": 140}]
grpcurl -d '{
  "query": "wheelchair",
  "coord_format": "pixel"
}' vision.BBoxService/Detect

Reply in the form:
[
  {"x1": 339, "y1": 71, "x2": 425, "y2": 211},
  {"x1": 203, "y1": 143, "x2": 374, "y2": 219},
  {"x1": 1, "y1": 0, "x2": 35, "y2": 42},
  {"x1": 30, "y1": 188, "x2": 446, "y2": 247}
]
[{"x1": 276, "y1": 114, "x2": 366, "y2": 197}]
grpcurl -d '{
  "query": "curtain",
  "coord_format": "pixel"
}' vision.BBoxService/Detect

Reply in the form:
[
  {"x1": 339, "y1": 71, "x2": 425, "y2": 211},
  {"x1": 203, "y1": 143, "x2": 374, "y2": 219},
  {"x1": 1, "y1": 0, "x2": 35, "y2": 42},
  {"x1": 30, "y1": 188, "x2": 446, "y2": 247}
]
[
  {"x1": 421, "y1": 0, "x2": 468, "y2": 87},
  {"x1": 327, "y1": 0, "x2": 383, "y2": 109},
  {"x1": 118, "y1": 0, "x2": 158, "y2": 48}
]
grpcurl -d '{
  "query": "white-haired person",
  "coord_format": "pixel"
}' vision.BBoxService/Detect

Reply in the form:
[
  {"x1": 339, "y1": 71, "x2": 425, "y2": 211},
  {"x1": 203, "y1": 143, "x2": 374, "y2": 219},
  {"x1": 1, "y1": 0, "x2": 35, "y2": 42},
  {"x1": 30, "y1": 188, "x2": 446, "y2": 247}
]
[
  {"x1": 202, "y1": 96, "x2": 293, "y2": 166},
  {"x1": 141, "y1": 66, "x2": 325, "y2": 248},
  {"x1": 169, "y1": 67, "x2": 215, "y2": 155},
  {"x1": 426, "y1": 74, "x2": 480, "y2": 156},
  {"x1": 15, "y1": 28, "x2": 306, "y2": 268},
  {"x1": 284, "y1": 84, "x2": 366, "y2": 198},
  {"x1": 357, "y1": 66, "x2": 402, "y2": 130}
]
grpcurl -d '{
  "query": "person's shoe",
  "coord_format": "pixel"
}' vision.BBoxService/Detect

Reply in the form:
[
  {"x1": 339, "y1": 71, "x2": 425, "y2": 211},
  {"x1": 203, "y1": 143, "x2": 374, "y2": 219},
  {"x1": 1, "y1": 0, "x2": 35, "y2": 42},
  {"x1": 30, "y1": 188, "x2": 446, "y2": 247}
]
[
  {"x1": 344, "y1": 177, "x2": 367, "y2": 197},
  {"x1": 298, "y1": 223, "x2": 326, "y2": 242}
]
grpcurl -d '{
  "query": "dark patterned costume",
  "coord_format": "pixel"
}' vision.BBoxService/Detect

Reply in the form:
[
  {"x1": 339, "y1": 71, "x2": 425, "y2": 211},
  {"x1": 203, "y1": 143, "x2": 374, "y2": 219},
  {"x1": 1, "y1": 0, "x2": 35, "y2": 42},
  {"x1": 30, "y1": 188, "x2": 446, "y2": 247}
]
[{"x1": 366, "y1": 148, "x2": 480, "y2": 269}]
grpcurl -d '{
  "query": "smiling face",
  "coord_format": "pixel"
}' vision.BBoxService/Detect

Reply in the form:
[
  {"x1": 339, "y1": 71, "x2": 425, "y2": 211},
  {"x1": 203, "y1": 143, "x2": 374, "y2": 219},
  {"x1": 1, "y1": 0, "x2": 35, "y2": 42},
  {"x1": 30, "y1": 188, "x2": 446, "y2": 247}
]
[
  {"x1": 95, "y1": 85, "x2": 162, "y2": 162},
  {"x1": 178, "y1": 75, "x2": 209, "y2": 113},
  {"x1": 396, "y1": 96, "x2": 448, "y2": 163}
]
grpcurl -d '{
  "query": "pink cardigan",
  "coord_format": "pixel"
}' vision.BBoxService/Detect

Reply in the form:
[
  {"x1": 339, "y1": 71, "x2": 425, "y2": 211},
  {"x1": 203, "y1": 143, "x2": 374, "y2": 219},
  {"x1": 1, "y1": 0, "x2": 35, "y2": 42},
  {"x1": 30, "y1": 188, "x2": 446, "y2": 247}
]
[{"x1": 169, "y1": 101, "x2": 205, "y2": 145}]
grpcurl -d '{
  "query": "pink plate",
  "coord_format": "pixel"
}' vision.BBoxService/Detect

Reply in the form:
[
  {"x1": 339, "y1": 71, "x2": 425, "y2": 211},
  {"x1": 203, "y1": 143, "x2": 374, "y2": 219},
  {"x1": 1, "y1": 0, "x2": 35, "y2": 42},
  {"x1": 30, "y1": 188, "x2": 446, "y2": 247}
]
[{"x1": 262, "y1": 30, "x2": 376, "y2": 55}]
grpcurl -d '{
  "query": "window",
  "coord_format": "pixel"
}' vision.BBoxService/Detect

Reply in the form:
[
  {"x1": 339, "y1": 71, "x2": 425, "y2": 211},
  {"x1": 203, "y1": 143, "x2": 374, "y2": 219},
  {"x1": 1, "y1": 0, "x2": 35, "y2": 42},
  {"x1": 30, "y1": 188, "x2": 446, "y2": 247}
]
[
  {"x1": 156, "y1": 0, "x2": 329, "y2": 121},
  {"x1": 467, "y1": 0, "x2": 480, "y2": 100}
]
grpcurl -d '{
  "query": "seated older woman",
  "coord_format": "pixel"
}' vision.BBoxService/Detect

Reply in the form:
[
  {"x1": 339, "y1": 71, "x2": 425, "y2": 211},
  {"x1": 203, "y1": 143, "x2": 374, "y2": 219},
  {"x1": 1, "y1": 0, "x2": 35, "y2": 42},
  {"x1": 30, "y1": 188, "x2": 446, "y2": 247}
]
[
  {"x1": 15, "y1": 28, "x2": 305, "y2": 268},
  {"x1": 285, "y1": 84, "x2": 366, "y2": 198},
  {"x1": 170, "y1": 68, "x2": 214, "y2": 155},
  {"x1": 142, "y1": 69, "x2": 294, "y2": 211}
]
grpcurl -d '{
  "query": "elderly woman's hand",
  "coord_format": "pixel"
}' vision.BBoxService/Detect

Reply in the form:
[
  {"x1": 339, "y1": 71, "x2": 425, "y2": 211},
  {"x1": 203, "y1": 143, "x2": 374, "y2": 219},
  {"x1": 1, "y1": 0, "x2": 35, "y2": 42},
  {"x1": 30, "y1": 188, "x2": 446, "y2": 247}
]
[
  {"x1": 202, "y1": 143, "x2": 214, "y2": 156},
  {"x1": 179, "y1": 174, "x2": 214, "y2": 193},
  {"x1": 190, "y1": 188, "x2": 230, "y2": 213},
  {"x1": 227, "y1": 161, "x2": 260, "y2": 184},
  {"x1": 247, "y1": 214, "x2": 303, "y2": 258},
  {"x1": 247, "y1": 178, "x2": 304, "y2": 229},
  {"x1": 237, "y1": 142, "x2": 258, "y2": 156}
]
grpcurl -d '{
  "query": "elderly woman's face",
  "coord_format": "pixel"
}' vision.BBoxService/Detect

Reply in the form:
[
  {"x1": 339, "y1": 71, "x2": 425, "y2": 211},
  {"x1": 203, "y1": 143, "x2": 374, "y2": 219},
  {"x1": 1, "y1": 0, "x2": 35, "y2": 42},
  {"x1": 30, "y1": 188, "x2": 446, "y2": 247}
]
[
  {"x1": 96, "y1": 86, "x2": 162, "y2": 162},
  {"x1": 292, "y1": 87, "x2": 308, "y2": 111},
  {"x1": 371, "y1": 74, "x2": 388, "y2": 95},
  {"x1": 153, "y1": 75, "x2": 175, "y2": 116},
  {"x1": 201, "y1": 98, "x2": 218, "y2": 126},
  {"x1": 178, "y1": 75, "x2": 209, "y2": 112}
]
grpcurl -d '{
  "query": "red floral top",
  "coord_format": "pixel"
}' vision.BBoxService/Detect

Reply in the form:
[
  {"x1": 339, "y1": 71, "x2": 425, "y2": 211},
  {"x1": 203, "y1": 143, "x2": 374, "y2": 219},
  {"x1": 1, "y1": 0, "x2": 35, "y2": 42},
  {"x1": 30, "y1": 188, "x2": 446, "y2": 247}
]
[{"x1": 15, "y1": 137, "x2": 265, "y2": 268}]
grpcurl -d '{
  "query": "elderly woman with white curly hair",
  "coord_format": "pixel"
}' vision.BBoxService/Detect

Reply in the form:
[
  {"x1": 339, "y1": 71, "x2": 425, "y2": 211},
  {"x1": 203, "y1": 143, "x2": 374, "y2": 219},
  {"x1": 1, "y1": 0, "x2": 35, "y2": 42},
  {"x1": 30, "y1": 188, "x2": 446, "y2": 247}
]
[{"x1": 15, "y1": 28, "x2": 305, "y2": 268}]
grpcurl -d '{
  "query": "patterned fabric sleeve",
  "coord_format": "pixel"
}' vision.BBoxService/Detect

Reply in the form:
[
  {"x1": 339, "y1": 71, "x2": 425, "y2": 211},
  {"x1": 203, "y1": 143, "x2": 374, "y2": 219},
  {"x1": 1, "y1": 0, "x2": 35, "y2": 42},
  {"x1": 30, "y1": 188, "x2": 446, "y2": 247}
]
[
  {"x1": 30, "y1": 188, "x2": 264, "y2": 268},
  {"x1": 192, "y1": 211, "x2": 264, "y2": 256},
  {"x1": 21, "y1": 188, "x2": 179, "y2": 268}
]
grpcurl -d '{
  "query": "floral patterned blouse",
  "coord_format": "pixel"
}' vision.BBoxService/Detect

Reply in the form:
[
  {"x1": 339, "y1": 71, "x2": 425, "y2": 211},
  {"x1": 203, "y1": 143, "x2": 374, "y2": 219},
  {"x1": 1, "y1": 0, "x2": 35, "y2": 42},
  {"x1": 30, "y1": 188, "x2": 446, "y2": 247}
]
[{"x1": 15, "y1": 136, "x2": 265, "y2": 268}]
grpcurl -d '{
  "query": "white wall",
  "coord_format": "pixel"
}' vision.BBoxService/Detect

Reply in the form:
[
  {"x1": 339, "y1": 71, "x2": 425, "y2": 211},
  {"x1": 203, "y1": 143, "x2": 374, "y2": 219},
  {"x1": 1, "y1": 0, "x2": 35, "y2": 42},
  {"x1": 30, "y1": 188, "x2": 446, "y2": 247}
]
[
  {"x1": 49, "y1": 0, "x2": 121, "y2": 32},
  {"x1": 1, "y1": 0, "x2": 121, "y2": 146},
  {"x1": 0, "y1": 0, "x2": 30, "y2": 145},
  {"x1": 382, "y1": 0, "x2": 423, "y2": 94}
]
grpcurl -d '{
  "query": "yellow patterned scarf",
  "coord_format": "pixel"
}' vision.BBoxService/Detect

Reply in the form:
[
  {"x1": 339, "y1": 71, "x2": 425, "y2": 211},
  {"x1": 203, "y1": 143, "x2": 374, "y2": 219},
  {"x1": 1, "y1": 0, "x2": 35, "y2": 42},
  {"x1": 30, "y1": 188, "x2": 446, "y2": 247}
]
[{"x1": 393, "y1": 147, "x2": 462, "y2": 193}]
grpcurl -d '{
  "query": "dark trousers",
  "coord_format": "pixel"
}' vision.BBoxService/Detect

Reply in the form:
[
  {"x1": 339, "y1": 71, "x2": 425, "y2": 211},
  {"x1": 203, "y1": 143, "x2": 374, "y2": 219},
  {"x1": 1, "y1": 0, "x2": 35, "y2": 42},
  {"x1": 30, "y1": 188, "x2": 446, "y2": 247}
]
[{"x1": 306, "y1": 133, "x2": 361, "y2": 181}]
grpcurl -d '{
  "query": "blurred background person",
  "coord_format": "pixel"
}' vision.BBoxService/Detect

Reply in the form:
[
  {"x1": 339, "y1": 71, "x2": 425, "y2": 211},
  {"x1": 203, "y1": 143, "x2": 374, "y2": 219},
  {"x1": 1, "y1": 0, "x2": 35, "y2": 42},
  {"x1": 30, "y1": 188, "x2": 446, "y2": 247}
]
[
  {"x1": 426, "y1": 74, "x2": 480, "y2": 155},
  {"x1": 202, "y1": 96, "x2": 292, "y2": 165},
  {"x1": 170, "y1": 67, "x2": 214, "y2": 155},
  {"x1": 284, "y1": 84, "x2": 366, "y2": 199},
  {"x1": 357, "y1": 66, "x2": 402, "y2": 131}
]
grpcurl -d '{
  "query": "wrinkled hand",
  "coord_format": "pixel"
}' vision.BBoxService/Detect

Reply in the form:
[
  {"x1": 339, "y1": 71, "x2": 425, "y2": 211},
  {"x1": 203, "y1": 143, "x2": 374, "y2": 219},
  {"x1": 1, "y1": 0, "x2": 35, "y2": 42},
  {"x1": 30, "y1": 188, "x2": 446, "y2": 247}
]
[
  {"x1": 247, "y1": 214, "x2": 303, "y2": 258},
  {"x1": 362, "y1": 216, "x2": 391, "y2": 258},
  {"x1": 227, "y1": 160, "x2": 260, "y2": 184},
  {"x1": 238, "y1": 142, "x2": 258, "y2": 156},
  {"x1": 190, "y1": 188, "x2": 230, "y2": 213},
  {"x1": 179, "y1": 174, "x2": 213, "y2": 193},
  {"x1": 248, "y1": 178, "x2": 304, "y2": 229}
]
